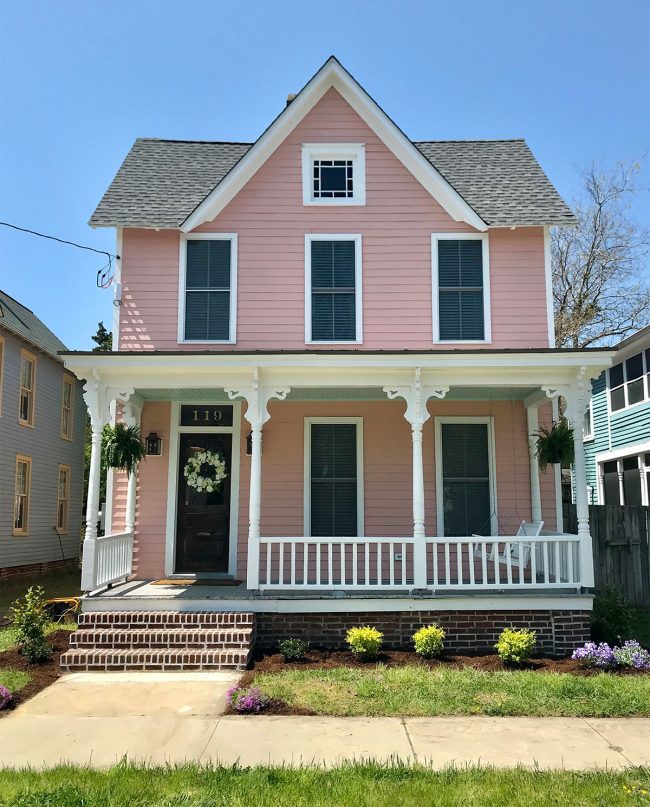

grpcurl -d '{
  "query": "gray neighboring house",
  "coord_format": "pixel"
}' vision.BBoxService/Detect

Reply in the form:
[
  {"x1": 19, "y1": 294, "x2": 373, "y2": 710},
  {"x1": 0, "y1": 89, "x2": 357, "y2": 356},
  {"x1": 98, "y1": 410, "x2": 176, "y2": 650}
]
[{"x1": 0, "y1": 290, "x2": 85, "y2": 578}]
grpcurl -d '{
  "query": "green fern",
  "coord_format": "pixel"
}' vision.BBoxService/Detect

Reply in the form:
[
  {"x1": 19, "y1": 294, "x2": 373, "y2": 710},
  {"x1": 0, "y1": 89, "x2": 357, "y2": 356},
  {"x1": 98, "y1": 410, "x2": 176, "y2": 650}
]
[
  {"x1": 533, "y1": 419, "x2": 574, "y2": 472},
  {"x1": 102, "y1": 422, "x2": 146, "y2": 475}
]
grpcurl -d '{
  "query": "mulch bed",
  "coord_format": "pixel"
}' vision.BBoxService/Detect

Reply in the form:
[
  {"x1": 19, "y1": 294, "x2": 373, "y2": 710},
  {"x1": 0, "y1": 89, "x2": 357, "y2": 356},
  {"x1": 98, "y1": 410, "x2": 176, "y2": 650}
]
[{"x1": 0, "y1": 629, "x2": 70, "y2": 716}]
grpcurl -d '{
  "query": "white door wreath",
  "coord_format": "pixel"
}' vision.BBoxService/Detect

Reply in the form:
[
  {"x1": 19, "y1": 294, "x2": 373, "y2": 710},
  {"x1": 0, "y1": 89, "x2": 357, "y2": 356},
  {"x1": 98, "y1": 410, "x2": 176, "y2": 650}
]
[{"x1": 183, "y1": 450, "x2": 228, "y2": 493}]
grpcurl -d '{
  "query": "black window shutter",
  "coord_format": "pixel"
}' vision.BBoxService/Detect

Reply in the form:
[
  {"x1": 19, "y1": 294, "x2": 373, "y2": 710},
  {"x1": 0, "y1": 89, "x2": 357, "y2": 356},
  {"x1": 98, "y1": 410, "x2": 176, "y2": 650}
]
[
  {"x1": 310, "y1": 423, "x2": 358, "y2": 536},
  {"x1": 311, "y1": 241, "x2": 356, "y2": 341},
  {"x1": 185, "y1": 240, "x2": 231, "y2": 340},
  {"x1": 438, "y1": 240, "x2": 484, "y2": 341},
  {"x1": 441, "y1": 423, "x2": 491, "y2": 536}
]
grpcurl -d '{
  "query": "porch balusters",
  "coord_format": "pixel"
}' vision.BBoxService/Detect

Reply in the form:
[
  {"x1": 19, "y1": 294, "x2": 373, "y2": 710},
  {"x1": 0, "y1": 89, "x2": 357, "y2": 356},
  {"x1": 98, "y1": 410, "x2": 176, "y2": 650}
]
[{"x1": 384, "y1": 368, "x2": 449, "y2": 590}]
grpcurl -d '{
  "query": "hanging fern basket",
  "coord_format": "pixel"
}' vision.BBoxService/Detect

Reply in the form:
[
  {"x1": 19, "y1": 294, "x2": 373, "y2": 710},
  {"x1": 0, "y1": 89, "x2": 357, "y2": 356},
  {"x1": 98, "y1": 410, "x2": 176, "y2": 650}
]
[
  {"x1": 102, "y1": 423, "x2": 147, "y2": 475},
  {"x1": 533, "y1": 419, "x2": 575, "y2": 472}
]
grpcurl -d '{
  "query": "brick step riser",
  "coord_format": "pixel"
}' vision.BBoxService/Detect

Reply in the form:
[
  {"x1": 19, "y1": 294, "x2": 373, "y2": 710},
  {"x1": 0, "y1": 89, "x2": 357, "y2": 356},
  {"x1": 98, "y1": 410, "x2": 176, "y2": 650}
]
[
  {"x1": 70, "y1": 631, "x2": 252, "y2": 649},
  {"x1": 60, "y1": 648, "x2": 250, "y2": 672},
  {"x1": 78, "y1": 612, "x2": 254, "y2": 630}
]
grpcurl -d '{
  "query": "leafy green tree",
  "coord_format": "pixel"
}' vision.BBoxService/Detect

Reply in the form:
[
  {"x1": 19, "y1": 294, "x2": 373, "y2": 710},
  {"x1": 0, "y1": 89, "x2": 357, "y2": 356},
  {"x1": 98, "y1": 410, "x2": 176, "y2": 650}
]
[{"x1": 91, "y1": 321, "x2": 112, "y2": 352}]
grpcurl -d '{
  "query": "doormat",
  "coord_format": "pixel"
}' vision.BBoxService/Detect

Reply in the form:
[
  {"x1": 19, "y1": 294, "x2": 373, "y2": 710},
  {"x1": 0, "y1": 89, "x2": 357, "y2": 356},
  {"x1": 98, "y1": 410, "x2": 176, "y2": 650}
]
[{"x1": 152, "y1": 579, "x2": 243, "y2": 587}]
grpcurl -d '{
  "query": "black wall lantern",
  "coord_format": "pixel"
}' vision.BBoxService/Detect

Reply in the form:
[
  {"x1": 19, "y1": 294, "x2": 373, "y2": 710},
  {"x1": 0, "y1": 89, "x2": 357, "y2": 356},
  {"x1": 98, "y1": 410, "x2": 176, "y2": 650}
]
[{"x1": 145, "y1": 432, "x2": 163, "y2": 456}]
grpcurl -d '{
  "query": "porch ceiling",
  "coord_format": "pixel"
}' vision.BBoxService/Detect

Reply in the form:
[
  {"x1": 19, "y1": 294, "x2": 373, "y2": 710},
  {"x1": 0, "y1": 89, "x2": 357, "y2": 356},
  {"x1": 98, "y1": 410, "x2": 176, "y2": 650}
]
[{"x1": 137, "y1": 386, "x2": 541, "y2": 402}]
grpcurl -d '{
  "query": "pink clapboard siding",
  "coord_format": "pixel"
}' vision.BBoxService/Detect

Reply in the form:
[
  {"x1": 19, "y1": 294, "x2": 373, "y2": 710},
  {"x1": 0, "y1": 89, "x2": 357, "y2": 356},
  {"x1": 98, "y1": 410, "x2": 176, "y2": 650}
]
[
  {"x1": 121, "y1": 398, "x2": 557, "y2": 581},
  {"x1": 118, "y1": 88, "x2": 550, "y2": 352}
]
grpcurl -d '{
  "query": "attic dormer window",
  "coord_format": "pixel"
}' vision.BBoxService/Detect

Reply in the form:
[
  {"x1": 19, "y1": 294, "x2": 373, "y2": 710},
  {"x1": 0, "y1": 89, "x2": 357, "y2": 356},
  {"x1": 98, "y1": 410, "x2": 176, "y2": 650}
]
[{"x1": 302, "y1": 144, "x2": 365, "y2": 206}]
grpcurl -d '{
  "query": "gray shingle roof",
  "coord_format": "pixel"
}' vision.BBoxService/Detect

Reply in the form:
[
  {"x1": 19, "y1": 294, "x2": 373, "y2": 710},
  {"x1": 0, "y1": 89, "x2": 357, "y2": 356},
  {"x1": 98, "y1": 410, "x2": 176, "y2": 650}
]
[
  {"x1": 0, "y1": 290, "x2": 68, "y2": 360},
  {"x1": 90, "y1": 137, "x2": 574, "y2": 229}
]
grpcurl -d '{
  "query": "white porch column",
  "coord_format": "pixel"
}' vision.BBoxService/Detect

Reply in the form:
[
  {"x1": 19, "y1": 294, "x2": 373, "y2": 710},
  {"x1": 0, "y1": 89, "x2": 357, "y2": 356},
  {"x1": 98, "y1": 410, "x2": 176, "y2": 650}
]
[
  {"x1": 385, "y1": 368, "x2": 449, "y2": 589},
  {"x1": 526, "y1": 405, "x2": 543, "y2": 523},
  {"x1": 122, "y1": 397, "x2": 144, "y2": 534},
  {"x1": 226, "y1": 368, "x2": 290, "y2": 590}
]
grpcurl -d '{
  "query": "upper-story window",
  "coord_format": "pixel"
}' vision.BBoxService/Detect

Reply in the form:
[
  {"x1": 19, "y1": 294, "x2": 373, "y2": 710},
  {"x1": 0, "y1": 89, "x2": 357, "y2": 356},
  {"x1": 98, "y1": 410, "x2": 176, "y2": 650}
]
[
  {"x1": 179, "y1": 235, "x2": 237, "y2": 343},
  {"x1": 302, "y1": 144, "x2": 366, "y2": 206},
  {"x1": 432, "y1": 234, "x2": 491, "y2": 343},
  {"x1": 18, "y1": 349, "x2": 35, "y2": 426},
  {"x1": 305, "y1": 235, "x2": 362, "y2": 344},
  {"x1": 61, "y1": 374, "x2": 74, "y2": 440},
  {"x1": 608, "y1": 349, "x2": 650, "y2": 412}
]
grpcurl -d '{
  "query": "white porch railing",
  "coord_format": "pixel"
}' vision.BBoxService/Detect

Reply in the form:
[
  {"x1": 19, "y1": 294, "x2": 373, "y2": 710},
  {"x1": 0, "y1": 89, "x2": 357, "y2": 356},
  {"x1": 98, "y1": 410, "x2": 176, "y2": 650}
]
[
  {"x1": 258, "y1": 534, "x2": 582, "y2": 592},
  {"x1": 81, "y1": 531, "x2": 134, "y2": 592}
]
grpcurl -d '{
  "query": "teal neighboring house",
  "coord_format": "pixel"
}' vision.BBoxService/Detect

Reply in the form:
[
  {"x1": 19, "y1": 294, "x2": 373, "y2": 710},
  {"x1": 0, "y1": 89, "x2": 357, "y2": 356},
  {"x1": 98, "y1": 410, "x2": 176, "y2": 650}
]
[{"x1": 583, "y1": 325, "x2": 650, "y2": 506}]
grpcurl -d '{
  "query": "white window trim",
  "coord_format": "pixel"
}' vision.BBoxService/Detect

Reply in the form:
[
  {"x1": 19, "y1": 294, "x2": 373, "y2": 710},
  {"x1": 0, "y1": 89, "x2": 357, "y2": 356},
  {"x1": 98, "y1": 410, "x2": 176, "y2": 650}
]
[
  {"x1": 431, "y1": 232, "x2": 492, "y2": 344},
  {"x1": 305, "y1": 233, "x2": 363, "y2": 345},
  {"x1": 178, "y1": 233, "x2": 238, "y2": 344},
  {"x1": 301, "y1": 143, "x2": 366, "y2": 206},
  {"x1": 607, "y1": 350, "x2": 650, "y2": 414},
  {"x1": 303, "y1": 416, "x2": 365, "y2": 538},
  {"x1": 583, "y1": 399, "x2": 594, "y2": 442},
  {"x1": 434, "y1": 416, "x2": 498, "y2": 537}
]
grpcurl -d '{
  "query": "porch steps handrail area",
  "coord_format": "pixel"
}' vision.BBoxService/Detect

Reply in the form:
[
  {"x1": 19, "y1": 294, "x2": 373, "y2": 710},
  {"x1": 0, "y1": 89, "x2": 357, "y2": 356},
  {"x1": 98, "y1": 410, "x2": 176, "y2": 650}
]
[
  {"x1": 258, "y1": 534, "x2": 582, "y2": 592},
  {"x1": 81, "y1": 531, "x2": 134, "y2": 592}
]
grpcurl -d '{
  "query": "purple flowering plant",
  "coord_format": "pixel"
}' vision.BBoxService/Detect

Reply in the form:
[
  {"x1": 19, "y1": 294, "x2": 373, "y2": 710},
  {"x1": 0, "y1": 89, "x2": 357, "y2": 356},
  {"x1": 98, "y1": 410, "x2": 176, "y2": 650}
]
[
  {"x1": 0, "y1": 684, "x2": 13, "y2": 710},
  {"x1": 572, "y1": 640, "x2": 650, "y2": 670},
  {"x1": 227, "y1": 685, "x2": 270, "y2": 713}
]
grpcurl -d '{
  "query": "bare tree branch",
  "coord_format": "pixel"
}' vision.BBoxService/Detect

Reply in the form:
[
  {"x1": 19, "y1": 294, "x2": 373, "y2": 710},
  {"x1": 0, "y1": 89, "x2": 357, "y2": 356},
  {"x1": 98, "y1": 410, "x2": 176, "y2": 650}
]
[{"x1": 552, "y1": 160, "x2": 650, "y2": 348}]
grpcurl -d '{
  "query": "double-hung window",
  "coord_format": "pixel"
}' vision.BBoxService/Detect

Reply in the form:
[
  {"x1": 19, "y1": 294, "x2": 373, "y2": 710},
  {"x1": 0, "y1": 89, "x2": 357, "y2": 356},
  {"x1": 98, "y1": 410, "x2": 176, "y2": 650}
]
[
  {"x1": 306, "y1": 235, "x2": 362, "y2": 343},
  {"x1": 432, "y1": 234, "x2": 490, "y2": 342},
  {"x1": 56, "y1": 465, "x2": 71, "y2": 533},
  {"x1": 14, "y1": 455, "x2": 31, "y2": 535},
  {"x1": 609, "y1": 350, "x2": 650, "y2": 412},
  {"x1": 180, "y1": 235, "x2": 237, "y2": 343},
  {"x1": 19, "y1": 349, "x2": 35, "y2": 426},
  {"x1": 61, "y1": 374, "x2": 74, "y2": 440}
]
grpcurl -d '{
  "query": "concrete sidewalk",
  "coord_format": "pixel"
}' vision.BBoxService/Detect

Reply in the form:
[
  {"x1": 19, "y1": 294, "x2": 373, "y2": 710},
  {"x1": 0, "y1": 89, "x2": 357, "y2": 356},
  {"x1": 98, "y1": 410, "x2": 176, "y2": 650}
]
[{"x1": 0, "y1": 673, "x2": 648, "y2": 770}]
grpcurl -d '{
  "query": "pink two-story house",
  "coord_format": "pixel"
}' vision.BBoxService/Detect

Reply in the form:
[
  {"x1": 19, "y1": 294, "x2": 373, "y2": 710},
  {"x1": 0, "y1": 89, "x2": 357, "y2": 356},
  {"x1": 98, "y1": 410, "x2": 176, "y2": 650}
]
[{"x1": 61, "y1": 58, "x2": 613, "y2": 670}]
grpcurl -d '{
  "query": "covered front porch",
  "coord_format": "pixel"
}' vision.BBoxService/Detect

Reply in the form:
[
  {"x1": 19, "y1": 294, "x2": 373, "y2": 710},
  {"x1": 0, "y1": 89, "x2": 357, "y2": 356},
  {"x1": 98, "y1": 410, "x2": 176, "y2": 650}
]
[{"x1": 63, "y1": 349, "x2": 612, "y2": 603}]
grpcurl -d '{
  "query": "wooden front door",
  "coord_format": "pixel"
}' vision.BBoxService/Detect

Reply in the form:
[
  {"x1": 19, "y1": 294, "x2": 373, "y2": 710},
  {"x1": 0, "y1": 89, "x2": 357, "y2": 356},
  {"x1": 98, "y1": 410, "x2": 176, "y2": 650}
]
[{"x1": 175, "y1": 433, "x2": 232, "y2": 573}]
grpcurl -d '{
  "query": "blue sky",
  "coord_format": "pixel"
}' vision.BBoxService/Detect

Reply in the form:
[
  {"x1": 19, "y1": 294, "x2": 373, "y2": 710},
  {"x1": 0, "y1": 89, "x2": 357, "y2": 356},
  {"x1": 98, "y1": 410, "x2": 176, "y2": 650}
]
[{"x1": 1, "y1": 0, "x2": 648, "y2": 350}]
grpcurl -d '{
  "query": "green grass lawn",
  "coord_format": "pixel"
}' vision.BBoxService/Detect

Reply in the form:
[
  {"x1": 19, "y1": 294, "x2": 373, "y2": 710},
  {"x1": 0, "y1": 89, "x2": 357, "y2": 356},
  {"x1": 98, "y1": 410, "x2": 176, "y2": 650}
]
[
  {"x1": 0, "y1": 668, "x2": 31, "y2": 694},
  {"x1": 255, "y1": 665, "x2": 650, "y2": 717},
  {"x1": 0, "y1": 568, "x2": 81, "y2": 621},
  {"x1": 0, "y1": 623, "x2": 76, "y2": 653},
  {"x1": 0, "y1": 764, "x2": 648, "y2": 807}
]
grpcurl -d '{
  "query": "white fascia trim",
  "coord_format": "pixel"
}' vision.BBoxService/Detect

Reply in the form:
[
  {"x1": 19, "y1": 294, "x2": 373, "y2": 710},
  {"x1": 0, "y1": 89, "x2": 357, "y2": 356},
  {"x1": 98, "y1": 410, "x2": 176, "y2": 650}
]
[
  {"x1": 112, "y1": 228, "x2": 123, "y2": 341},
  {"x1": 181, "y1": 58, "x2": 486, "y2": 232},
  {"x1": 594, "y1": 439, "x2": 650, "y2": 466},
  {"x1": 431, "y1": 233, "x2": 492, "y2": 344},
  {"x1": 82, "y1": 594, "x2": 593, "y2": 614},
  {"x1": 434, "y1": 415, "x2": 498, "y2": 537},
  {"x1": 303, "y1": 416, "x2": 365, "y2": 538},
  {"x1": 305, "y1": 233, "x2": 363, "y2": 345},
  {"x1": 177, "y1": 233, "x2": 238, "y2": 345},
  {"x1": 301, "y1": 143, "x2": 366, "y2": 206},
  {"x1": 543, "y1": 226, "x2": 556, "y2": 348}
]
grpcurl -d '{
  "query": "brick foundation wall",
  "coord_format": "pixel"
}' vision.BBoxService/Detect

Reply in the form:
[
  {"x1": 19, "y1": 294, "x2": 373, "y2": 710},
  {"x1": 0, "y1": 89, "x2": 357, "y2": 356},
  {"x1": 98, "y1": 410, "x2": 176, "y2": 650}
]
[
  {"x1": 0, "y1": 557, "x2": 79, "y2": 581},
  {"x1": 255, "y1": 610, "x2": 591, "y2": 657}
]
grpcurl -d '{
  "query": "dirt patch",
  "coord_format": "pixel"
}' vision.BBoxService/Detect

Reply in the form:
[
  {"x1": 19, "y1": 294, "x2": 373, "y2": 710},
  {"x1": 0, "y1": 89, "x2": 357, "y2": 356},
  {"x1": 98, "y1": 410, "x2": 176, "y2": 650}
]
[{"x1": 0, "y1": 629, "x2": 71, "y2": 715}]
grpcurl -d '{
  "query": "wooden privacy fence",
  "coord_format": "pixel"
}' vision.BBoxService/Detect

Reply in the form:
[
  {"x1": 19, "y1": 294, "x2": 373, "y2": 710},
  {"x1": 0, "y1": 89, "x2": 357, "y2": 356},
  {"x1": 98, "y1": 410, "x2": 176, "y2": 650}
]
[{"x1": 564, "y1": 504, "x2": 650, "y2": 606}]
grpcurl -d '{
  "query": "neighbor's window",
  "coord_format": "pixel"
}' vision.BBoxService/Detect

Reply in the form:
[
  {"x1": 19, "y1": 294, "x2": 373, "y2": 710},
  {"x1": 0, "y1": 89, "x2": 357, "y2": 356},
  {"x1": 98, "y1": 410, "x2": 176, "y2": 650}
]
[
  {"x1": 609, "y1": 351, "x2": 650, "y2": 412},
  {"x1": 61, "y1": 375, "x2": 74, "y2": 440},
  {"x1": 435, "y1": 237, "x2": 488, "y2": 342},
  {"x1": 182, "y1": 236, "x2": 236, "y2": 342},
  {"x1": 56, "y1": 465, "x2": 71, "y2": 533},
  {"x1": 18, "y1": 349, "x2": 35, "y2": 426},
  {"x1": 13, "y1": 455, "x2": 32, "y2": 535},
  {"x1": 307, "y1": 237, "x2": 361, "y2": 342},
  {"x1": 302, "y1": 144, "x2": 365, "y2": 205},
  {"x1": 583, "y1": 402, "x2": 593, "y2": 440}
]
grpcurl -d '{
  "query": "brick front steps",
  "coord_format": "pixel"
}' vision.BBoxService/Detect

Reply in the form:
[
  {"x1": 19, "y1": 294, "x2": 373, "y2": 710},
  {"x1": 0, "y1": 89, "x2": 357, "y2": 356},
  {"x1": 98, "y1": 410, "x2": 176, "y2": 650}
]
[{"x1": 60, "y1": 611, "x2": 255, "y2": 671}]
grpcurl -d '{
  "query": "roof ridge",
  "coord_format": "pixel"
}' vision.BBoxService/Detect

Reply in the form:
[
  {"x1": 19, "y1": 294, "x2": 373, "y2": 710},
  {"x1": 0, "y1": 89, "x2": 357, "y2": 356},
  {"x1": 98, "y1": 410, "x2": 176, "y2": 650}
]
[
  {"x1": 414, "y1": 138, "x2": 526, "y2": 144},
  {"x1": 0, "y1": 290, "x2": 34, "y2": 313},
  {"x1": 136, "y1": 138, "x2": 253, "y2": 146}
]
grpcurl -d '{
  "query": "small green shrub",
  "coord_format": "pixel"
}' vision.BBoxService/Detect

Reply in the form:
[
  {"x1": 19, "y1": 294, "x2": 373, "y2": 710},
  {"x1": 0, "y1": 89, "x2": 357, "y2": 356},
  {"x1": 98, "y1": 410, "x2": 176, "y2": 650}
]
[
  {"x1": 346, "y1": 626, "x2": 383, "y2": 660},
  {"x1": 413, "y1": 624, "x2": 445, "y2": 658},
  {"x1": 495, "y1": 627, "x2": 536, "y2": 665},
  {"x1": 10, "y1": 586, "x2": 52, "y2": 663},
  {"x1": 591, "y1": 585, "x2": 633, "y2": 644},
  {"x1": 278, "y1": 638, "x2": 310, "y2": 662}
]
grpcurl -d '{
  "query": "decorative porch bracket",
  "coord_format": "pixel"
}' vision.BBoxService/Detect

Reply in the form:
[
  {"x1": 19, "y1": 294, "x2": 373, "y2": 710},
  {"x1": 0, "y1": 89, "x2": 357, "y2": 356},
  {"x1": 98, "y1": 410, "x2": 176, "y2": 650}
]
[
  {"x1": 384, "y1": 368, "x2": 449, "y2": 589},
  {"x1": 541, "y1": 367, "x2": 595, "y2": 587},
  {"x1": 225, "y1": 368, "x2": 291, "y2": 589}
]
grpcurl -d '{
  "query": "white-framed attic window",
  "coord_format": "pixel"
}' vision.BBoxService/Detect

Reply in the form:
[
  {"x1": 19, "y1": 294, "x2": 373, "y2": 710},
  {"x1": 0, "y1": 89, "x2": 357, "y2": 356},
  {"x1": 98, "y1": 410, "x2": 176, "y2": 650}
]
[{"x1": 301, "y1": 144, "x2": 366, "y2": 206}]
